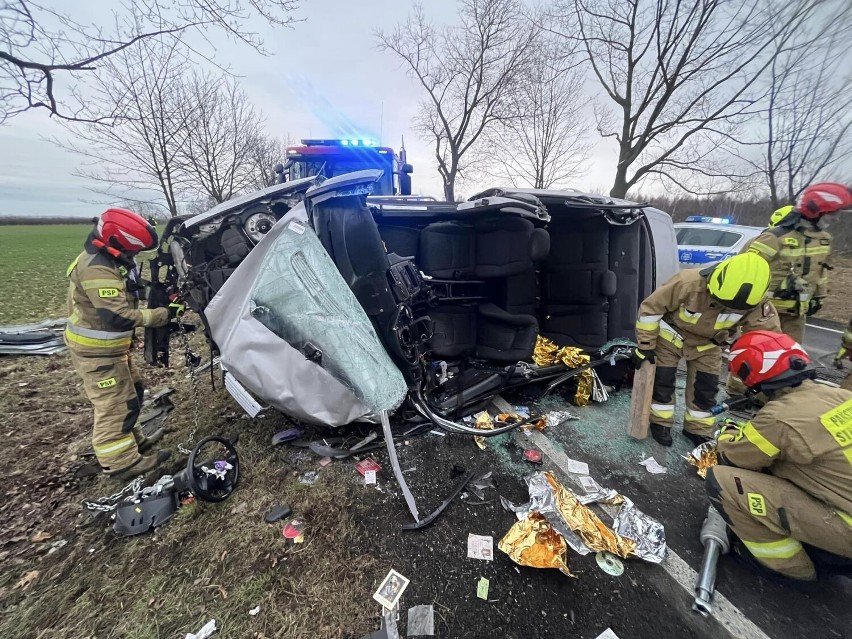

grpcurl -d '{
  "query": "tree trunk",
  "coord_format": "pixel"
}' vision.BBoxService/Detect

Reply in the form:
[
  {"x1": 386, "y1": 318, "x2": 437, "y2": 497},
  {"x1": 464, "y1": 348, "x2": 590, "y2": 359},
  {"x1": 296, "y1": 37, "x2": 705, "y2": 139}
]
[{"x1": 610, "y1": 165, "x2": 629, "y2": 199}]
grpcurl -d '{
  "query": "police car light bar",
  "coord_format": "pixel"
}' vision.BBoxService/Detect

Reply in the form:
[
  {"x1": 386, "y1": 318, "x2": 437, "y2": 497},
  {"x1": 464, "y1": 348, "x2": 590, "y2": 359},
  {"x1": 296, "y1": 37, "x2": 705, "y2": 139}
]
[
  {"x1": 301, "y1": 138, "x2": 377, "y2": 148},
  {"x1": 685, "y1": 215, "x2": 732, "y2": 224}
]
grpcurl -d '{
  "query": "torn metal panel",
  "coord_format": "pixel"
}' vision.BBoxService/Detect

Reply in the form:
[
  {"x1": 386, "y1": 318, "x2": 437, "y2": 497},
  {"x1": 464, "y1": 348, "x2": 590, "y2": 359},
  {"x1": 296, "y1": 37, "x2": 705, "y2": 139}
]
[{"x1": 0, "y1": 318, "x2": 67, "y2": 355}]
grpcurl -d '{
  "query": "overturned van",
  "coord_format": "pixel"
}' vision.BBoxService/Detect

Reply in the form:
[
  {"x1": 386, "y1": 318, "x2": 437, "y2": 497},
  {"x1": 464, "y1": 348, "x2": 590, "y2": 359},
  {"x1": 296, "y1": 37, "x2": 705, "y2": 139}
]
[{"x1": 150, "y1": 171, "x2": 678, "y2": 429}]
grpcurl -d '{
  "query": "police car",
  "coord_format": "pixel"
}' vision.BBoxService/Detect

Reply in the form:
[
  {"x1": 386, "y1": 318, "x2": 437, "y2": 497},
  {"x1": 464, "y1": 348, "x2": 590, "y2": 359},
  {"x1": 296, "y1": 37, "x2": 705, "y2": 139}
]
[{"x1": 674, "y1": 216, "x2": 763, "y2": 267}]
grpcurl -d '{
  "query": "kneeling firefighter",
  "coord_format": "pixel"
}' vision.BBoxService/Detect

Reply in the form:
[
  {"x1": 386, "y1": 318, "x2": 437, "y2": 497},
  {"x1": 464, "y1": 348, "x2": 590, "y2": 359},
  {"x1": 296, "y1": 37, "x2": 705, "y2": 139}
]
[
  {"x1": 634, "y1": 253, "x2": 780, "y2": 446},
  {"x1": 743, "y1": 182, "x2": 852, "y2": 343},
  {"x1": 707, "y1": 330, "x2": 852, "y2": 582},
  {"x1": 65, "y1": 209, "x2": 182, "y2": 480}
]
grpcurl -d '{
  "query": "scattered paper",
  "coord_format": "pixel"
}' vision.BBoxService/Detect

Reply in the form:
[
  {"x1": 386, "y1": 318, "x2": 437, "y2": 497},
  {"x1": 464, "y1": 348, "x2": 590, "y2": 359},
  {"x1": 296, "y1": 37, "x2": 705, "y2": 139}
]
[
  {"x1": 407, "y1": 604, "x2": 435, "y2": 636},
  {"x1": 578, "y1": 476, "x2": 599, "y2": 494},
  {"x1": 185, "y1": 619, "x2": 217, "y2": 639},
  {"x1": 476, "y1": 577, "x2": 490, "y2": 600},
  {"x1": 564, "y1": 457, "x2": 589, "y2": 475},
  {"x1": 319, "y1": 457, "x2": 332, "y2": 467},
  {"x1": 594, "y1": 629, "x2": 621, "y2": 639},
  {"x1": 248, "y1": 606, "x2": 260, "y2": 616},
  {"x1": 467, "y1": 534, "x2": 494, "y2": 561},
  {"x1": 639, "y1": 457, "x2": 667, "y2": 474},
  {"x1": 373, "y1": 569, "x2": 410, "y2": 610},
  {"x1": 365, "y1": 470, "x2": 377, "y2": 485}
]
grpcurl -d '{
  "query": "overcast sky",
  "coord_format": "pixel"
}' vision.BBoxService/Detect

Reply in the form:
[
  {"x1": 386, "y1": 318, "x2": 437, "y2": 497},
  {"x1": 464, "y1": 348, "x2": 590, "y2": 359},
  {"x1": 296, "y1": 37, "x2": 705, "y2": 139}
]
[{"x1": 0, "y1": 0, "x2": 621, "y2": 217}]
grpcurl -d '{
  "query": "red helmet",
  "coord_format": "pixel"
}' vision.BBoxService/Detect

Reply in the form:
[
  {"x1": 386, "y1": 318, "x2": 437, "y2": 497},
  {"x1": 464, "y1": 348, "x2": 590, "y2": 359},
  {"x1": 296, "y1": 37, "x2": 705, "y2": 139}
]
[
  {"x1": 93, "y1": 208, "x2": 158, "y2": 256},
  {"x1": 729, "y1": 330, "x2": 815, "y2": 391},
  {"x1": 796, "y1": 182, "x2": 852, "y2": 220}
]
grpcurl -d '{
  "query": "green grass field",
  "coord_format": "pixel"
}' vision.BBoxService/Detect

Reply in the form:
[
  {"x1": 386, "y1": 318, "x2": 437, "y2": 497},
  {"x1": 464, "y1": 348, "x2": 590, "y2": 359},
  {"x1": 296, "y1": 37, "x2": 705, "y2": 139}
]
[{"x1": 0, "y1": 225, "x2": 89, "y2": 324}]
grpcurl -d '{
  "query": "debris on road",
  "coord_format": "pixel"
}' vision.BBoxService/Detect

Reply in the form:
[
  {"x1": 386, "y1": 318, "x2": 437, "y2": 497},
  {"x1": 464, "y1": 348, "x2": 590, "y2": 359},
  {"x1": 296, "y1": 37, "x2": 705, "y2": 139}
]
[
  {"x1": 686, "y1": 441, "x2": 719, "y2": 479},
  {"x1": 319, "y1": 456, "x2": 333, "y2": 467},
  {"x1": 523, "y1": 449, "x2": 543, "y2": 464},
  {"x1": 373, "y1": 569, "x2": 410, "y2": 610},
  {"x1": 564, "y1": 456, "x2": 590, "y2": 475},
  {"x1": 264, "y1": 504, "x2": 292, "y2": 523},
  {"x1": 184, "y1": 619, "x2": 217, "y2": 639},
  {"x1": 594, "y1": 628, "x2": 621, "y2": 639},
  {"x1": 407, "y1": 604, "x2": 435, "y2": 636},
  {"x1": 298, "y1": 470, "x2": 320, "y2": 486},
  {"x1": 467, "y1": 534, "x2": 494, "y2": 561},
  {"x1": 476, "y1": 577, "x2": 490, "y2": 600},
  {"x1": 365, "y1": 470, "x2": 377, "y2": 485},
  {"x1": 545, "y1": 410, "x2": 579, "y2": 427},
  {"x1": 473, "y1": 411, "x2": 493, "y2": 449},
  {"x1": 402, "y1": 470, "x2": 475, "y2": 531},
  {"x1": 532, "y1": 335, "x2": 594, "y2": 405},
  {"x1": 248, "y1": 605, "x2": 260, "y2": 616},
  {"x1": 498, "y1": 512, "x2": 574, "y2": 576},
  {"x1": 639, "y1": 457, "x2": 667, "y2": 474},
  {"x1": 613, "y1": 498, "x2": 667, "y2": 564},
  {"x1": 595, "y1": 552, "x2": 624, "y2": 576},
  {"x1": 355, "y1": 457, "x2": 382, "y2": 476}
]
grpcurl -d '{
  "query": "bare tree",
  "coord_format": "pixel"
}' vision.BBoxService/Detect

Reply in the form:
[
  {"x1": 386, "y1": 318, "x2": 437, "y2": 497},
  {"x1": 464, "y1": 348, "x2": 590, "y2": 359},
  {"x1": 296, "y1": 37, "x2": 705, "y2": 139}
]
[
  {"x1": 485, "y1": 41, "x2": 591, "y2": 189},
  {"x1": 377, "y1": 0, "x2": 539, "y2": 201},
  {"x1": 550, "y1": 0, "x2": 828, "y2": 198},
  {"x1": 179, "y1": 74, "x2": 264, "y2": 204},
  {"x1": 736, "y1": 6, "x2": 852, "y2": 208},
  {"x1": 0, "y1": 0, "x2": 300, "y2": 123},
  {"x1": 57, "y1": 37, "x2": 193, "y2": 216},
  {"x1": 245, "y1": 133, "x2": 289, "y2": 190}
]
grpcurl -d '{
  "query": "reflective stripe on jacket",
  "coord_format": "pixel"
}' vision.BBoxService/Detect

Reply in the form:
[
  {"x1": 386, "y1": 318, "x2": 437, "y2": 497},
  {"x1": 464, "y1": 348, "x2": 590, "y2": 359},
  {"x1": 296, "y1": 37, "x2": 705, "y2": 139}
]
[{"x1": 65, "y1": 248, "x2": 169, "y2": 356}]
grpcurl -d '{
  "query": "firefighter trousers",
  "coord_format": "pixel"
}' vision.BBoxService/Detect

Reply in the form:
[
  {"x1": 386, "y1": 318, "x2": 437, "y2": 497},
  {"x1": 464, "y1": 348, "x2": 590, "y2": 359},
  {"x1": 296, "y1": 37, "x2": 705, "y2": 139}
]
[
  {"x1": 69, "y1": 350, "x2": 144, "y2": 473},
  {"x1": 649, "y1": 338, "x2": 721, "y2": 437},
  {"x1": 779, "y1": 313, "x2": 806, "y2": 344},
  {"x1": 707, "y1": 465, "x2": 852, "y2": 580}
]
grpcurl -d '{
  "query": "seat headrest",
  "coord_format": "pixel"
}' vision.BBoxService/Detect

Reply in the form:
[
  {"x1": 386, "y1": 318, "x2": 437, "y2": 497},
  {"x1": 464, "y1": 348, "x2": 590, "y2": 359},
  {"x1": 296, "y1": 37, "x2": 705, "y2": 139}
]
[{"x1": 530, "y1": 228, "x2": 550, "y2": 262}]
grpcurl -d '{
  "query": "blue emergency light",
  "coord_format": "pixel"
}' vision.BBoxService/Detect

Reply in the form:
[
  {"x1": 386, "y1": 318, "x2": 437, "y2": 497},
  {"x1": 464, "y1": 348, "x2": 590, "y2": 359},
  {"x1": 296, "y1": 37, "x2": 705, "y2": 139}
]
[
  {"x1": 685, "y1": 216, "x2": 732, "y2": 224},
  {"x1": 340, "y1": 138, "x2": 377, "y2": 147}
]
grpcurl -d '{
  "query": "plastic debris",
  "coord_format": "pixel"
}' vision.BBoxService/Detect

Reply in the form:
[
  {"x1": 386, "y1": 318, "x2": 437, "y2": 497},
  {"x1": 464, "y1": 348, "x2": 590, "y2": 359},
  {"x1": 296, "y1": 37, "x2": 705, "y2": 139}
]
[
  {"x1": 365, "y1": 470, "x2": 377, "y2": 485},
  {"x1": 498, "y1": 513, "x2": 574, "y2": 576},
  {"x1": 467, "y1": 534, "x2": 494, "y2": 561},
  {"x1": 373, "y1": 569, "x2": 410, "y2": 610},
  {"x1": 282, "y1": 517, "x2": 307, "y2": 544},
  {"x1": 523, "y1": 449, "x2": 543, "y2": 464},
  {"x1": 271, "y1": 427, "x2": 304, "y2": 446},
  {"x1": 639, "y1": 457, "x2": 667, "y2": 474},
  {"x1": 249, "y1": 605, "x2": 260, "y2": 616},
  {"x1": 545, "y1": 410, "x2": 579, "y2": 427},
  {"x1": 613, "y1": 497, "x2": 667, "y2": 564},
  {"x1": 564, "y1": 457, "x2": 589, "y2": 475},
  {"x1": 595, "y1": 629, "x2": 621, "y2": 639},
  {"x1": 685, "y1": 441, "x2": 719, "y2": 479},
  {"x1": 476, "y1": 577, "x2": 490, "y2": 600},
  {"x1": 596, "y1": 552, "x2": 625, "y2": 576},
  {"x1": 355, "y1": 457, "x2": 382, "y2": 476},
  {"x1": 185, "y1": 619, "x2": 217, "y2": 639},
  {"x1": 47, "y1": 539, "x2": 68, "y2": 555},
  {"x1": 407, "y1": 604, "x2": 434, "y2": 636},
  {"x1": 319, "y1": 456, "x2": 333, "y2": 467},
  {"x1": 264, "y1": 504, "x2": 292, "y2": 523},
  {"x1": 298, "y1": 470, "x2": 320, "y2": 485},
  {"x1": 473, "y1": 411, "x2": 493, "y2": 449}
]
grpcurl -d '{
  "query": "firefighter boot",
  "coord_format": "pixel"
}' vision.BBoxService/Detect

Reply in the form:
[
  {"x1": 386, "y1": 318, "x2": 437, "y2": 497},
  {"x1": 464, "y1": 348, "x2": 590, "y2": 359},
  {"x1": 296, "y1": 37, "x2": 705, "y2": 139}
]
[
  {"x1": 108, "y1": 449, "x2": 171, "y2": 482},
  {"x1": 133, "y1": 425, "x2": 166, "y2": 454},
  {"x1": 650, "y1": 423, "x2": 673, "y2": 446}
]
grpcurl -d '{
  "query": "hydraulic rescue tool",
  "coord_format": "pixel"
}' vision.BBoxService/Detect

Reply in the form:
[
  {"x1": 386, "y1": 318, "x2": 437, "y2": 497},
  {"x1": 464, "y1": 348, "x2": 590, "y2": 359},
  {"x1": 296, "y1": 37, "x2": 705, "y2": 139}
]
[{"x1": 693, "y1": 505, "x2": 730, "y2": 616}]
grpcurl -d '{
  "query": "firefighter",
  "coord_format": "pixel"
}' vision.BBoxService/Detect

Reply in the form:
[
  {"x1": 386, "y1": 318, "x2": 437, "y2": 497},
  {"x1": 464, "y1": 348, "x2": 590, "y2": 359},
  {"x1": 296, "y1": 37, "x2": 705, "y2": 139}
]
[
  {"x1": 66, "y1": 208, "x2": 180, "y2": 480},
  {"x1": 743, "y1": 183, "x2": 852, "y2": 343},
  {"x1": 834, "y1": 318, "x2": 852, "y2": 392},
  {"x1": 706, "y1": 330, "x2": 852, "y2": 582},
  {"x1": 633, "y1": 253, "x2": 780, "y2": 446}
]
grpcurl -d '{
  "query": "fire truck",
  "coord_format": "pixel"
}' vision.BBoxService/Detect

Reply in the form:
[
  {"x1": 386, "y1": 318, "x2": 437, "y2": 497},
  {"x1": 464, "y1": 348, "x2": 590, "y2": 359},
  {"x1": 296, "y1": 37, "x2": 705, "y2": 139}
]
[{"x1": 275, "y1": 138, "x2": 413, "y2": 196}]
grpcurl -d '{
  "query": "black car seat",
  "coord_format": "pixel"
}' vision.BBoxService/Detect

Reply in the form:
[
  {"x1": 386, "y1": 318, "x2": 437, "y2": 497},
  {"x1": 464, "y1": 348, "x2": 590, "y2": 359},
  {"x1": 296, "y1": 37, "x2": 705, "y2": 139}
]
[{"x1": 541, "y1": 213, "x2": 616, "y2": 348}]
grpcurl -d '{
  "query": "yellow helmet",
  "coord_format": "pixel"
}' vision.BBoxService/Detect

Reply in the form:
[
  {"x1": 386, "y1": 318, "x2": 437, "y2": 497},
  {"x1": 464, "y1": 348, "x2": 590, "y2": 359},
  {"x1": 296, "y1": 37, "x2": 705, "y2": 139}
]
[
  {"x1": 768, "y1": 205, "x2": 795, "y2": 228},
  {"x1": 706, "y1": 253, "x2": 771, "y2": 310}
]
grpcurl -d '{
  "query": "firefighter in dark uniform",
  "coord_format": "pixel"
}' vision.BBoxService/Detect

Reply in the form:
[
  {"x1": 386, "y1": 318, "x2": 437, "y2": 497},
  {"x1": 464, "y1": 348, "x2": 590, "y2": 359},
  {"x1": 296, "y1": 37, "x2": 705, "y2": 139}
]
[
  {"x1": 707, "y1": 330, "x2": 852, "y2": 581},
  {"x1": 633, "y1": 253, "x2": 781, "y2": 446},
  {"x1": 743, "y1": 183, "x2": 852, "y2": 343},
  {"x1": 66, "y1": 209, "x2": 180, "y2": 480}
]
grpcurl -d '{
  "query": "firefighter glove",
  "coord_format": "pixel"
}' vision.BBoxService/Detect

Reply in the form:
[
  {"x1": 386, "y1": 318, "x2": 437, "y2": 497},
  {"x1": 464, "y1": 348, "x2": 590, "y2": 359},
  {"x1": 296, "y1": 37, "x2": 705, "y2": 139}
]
[
  {"x1": 168, "y1": 301, "x2": 186, "y2": 319},
  {"x1": 631, "y1": 347, "x2": 655, "y2": 369},
  {"x1": 806, "y1": 297, "x2": 823, "y2": 317}
]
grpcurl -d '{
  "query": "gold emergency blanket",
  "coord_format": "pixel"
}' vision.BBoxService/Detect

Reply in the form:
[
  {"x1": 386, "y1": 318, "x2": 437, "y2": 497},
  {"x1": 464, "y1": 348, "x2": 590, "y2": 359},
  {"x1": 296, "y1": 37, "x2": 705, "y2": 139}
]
[
  {"x1": 685, "y1": 441, "x2": 719, "y2": 479},
  {"x1": 498, "y1": 512, "x2": 575, "y2": 577},
  {"x1": 545, "y1": 473, "x2": 636, "y2": 558},
  {"x1": 532, "y1": 335, "x2": 592, "y2": 405},
  {"x1": 473, "y1": 411, "x2": 493, "y2": 449}
]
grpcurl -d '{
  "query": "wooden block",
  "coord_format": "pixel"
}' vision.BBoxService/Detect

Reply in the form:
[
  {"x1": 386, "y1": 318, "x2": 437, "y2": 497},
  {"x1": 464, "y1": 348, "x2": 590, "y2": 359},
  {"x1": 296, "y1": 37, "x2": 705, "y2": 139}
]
[{"x1": 628, "y1": 360, "x2": 656, "y2": 439}]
